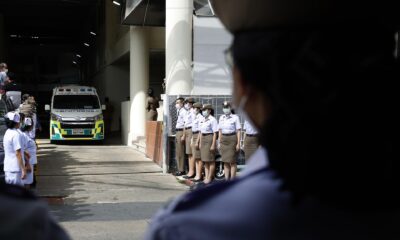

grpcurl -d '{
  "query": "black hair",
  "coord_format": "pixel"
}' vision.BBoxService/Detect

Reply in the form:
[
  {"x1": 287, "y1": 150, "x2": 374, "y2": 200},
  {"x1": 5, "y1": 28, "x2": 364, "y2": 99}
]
[
  {"x1": 22, "y1": 94, "x2": 30, "y2": 102},
  {"x1": 5, "y1": 118, "x2": 17, "y2": 129},
  {"x1": 148, "y1": 88, "x2": 154, "y2": 96},
  {"x1": 233, "y1": 25, "x2": 398, "y2": 210}
]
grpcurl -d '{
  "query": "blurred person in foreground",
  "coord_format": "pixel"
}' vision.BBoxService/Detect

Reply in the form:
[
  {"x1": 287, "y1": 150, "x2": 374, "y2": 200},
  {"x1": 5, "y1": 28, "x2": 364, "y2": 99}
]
[{"x1": 145, "y1": 1, "x2": 399, "y2": 239}]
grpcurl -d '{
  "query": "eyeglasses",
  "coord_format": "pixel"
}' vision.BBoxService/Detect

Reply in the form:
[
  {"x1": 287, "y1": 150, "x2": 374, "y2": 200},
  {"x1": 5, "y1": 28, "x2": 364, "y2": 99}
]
[{"x1": 224, "y1": 47, "x2": 234, "y2": 69}]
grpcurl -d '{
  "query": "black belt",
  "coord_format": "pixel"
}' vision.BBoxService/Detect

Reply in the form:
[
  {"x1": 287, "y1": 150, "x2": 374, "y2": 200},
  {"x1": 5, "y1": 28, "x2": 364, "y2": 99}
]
[
  {"x1": 246, "y1": 134, "x2": 258, "y2": 137},
  {"x1": 222, "y1": 132, "x2": 236, "y2": 136},
  {"x1": 202, "y1": 133, "x2": 213, "y2": 136},
  {"x1": 185, "y1": 127, "x2": 192, "y2": 130},
  {"x1": 192, "y1": 131, "x2": 199, "y2": 134},
  {"x1": 176, "y1": 128, "x2": 184, "y2": 131}
]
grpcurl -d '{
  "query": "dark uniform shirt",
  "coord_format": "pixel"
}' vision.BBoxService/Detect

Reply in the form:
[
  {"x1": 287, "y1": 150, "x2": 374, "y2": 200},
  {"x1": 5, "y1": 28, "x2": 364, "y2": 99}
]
[{"x1": 145, "y1": 148, "x2": 399, "y2": 240}]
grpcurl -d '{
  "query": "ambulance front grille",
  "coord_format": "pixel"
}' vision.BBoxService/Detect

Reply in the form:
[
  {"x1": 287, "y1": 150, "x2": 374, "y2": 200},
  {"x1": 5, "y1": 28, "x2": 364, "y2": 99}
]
[{"x1": 60, "y1": 122, "x2": 95, "y2": 129}]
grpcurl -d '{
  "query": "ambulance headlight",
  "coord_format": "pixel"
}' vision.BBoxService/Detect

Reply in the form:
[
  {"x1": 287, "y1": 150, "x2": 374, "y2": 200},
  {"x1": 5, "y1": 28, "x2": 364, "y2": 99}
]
[
  {"x1": 88, "y1": 114, "x2": 103, "y2": 121},
  {"x1": 50, "y1": 114, "x2": 62, "y2": 121}
]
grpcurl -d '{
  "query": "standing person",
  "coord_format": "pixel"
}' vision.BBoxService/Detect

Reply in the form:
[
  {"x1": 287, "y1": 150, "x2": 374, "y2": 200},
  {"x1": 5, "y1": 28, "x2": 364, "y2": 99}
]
[
  {"x1": 242, "y1": 120, "x2": 259, "y2": 161},
  {"x1": 103, "y1": 97, "x2": 113, "y2": 134},
  {"x1": 2, "y1": 112, "x2": 27, "y2": 186},
  {"x1": 191, "y1": 102, "x2": 204, "y2": 182},
  {"x1": 199, "y1": 104, "x2": 218, "y2": 185},
  {"x1": 146, "y1": 88, "x2": 159, "y2": 121},
  {"x1": 145, "y1": 1, "x2": 399, "y2": 239},
  {"x1": 218, "y1": 101, "x2": 241, "y2": 180},
  {"x1": 27, "y1": 96, "x2": 39, "y2": 140},
  {"x1": 18, "y1": 94, "x2": 34, "y2": 119},
  {"x1": 182, "y1": 97, "x2": 195, "y2": 179},
  {"x1": 20, "y1": 118, "x2": 36, "y2": 188},
  {"x1": 174, "y1": 97, "x2": 187, "y2": 176},
  {"x1": 0, "y1": 63, "x2": 8, "y2": 95}
]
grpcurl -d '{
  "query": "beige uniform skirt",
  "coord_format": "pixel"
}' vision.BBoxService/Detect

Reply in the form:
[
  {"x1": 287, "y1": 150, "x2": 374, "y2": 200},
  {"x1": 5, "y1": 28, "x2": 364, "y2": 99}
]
[
  {"x1": 244, "y1": 135, "x2": 259, "y2": 161},
  {"x1": 191, "y1": 132, "x2": 201, "y2": 159},
  {"x1": 185, "y1": 128, "x2": 193, "y2": 155},
  {"x1": 220, "y1": 134, "x2": 238, "y2": 163},
  {"x1": 200, "y1": 134, "x2": 215, "y2": 162}
]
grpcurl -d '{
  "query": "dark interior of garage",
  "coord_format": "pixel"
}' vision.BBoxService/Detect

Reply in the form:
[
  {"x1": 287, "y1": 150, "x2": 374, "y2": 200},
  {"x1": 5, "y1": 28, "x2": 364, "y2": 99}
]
[{"x1": 0, "y1": 0, "x2": 117, "y2": 137}]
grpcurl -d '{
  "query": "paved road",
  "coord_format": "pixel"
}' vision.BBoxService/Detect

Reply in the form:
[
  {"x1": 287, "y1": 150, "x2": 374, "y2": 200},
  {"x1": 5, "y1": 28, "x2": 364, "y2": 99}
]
[{"x1": 35, "y1": 138, "x2": 187, "y2": 240}]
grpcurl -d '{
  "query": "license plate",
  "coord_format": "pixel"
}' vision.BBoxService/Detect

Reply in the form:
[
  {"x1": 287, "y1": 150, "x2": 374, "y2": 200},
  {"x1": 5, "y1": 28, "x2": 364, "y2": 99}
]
[{"x1": 72, "y1": 129, "x2": 84, "y2": 135}]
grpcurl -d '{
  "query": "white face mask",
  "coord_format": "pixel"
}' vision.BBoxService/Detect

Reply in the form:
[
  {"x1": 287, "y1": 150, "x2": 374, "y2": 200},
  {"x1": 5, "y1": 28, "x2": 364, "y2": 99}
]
[
  {"x1": 202, "y1": 110, "x2": 209, "y2": 118},
  {"x1": 235, "y1": 95, "x2": 259, "y2": 132},
  {"x1": 223, "y1": 108, "x2": 231, "y2": 115},
  {"x1": 195, "y1": 108, "x2": 200, "y2": 114},
  {"x1": 184, "y1": 103, "x2": 190, "y2": 110},
  {"x1": 175, "y1": 103, "x2": 181, "y2": 110}
]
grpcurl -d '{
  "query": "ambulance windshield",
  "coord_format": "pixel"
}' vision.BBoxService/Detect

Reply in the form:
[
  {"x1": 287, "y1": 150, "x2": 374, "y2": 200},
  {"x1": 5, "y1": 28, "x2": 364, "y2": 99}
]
[{"x1": 53, "y1": 95, "x2": 100, "y2": 110}]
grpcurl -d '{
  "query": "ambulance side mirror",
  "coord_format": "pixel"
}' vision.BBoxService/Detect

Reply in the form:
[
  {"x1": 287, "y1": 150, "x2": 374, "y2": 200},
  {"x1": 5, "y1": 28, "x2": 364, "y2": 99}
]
[
  {"x1": 102, "y1": 105, "x2": 106, "y2": 111},
  {"x1": 45, "y1": 104, "x2": 51, "y2": 112}
]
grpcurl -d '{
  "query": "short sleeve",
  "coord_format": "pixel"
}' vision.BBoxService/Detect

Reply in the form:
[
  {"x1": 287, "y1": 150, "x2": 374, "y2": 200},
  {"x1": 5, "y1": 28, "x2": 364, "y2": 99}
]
[
  {"x1": 235, "y1": 116, "x2": 241, "y2": 130},
  {"x1": 13, "y1": 134, "x2": 22, "y2": 151},
  {"x1": 218, "y1": 116, "x2": 223, "y2": 130},
  {"x1": 212, "y1": 118, "x2": 219, "y2": 133}
]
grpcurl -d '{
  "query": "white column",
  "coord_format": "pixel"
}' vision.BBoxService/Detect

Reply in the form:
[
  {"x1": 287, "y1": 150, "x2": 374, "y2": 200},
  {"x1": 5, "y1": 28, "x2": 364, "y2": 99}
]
[
  {"x1": 128, "y1": 26, "x2": 149, "y2": 144},
  {"x1": 165, "y1": 0, "x2": 193, "y2": 95}
]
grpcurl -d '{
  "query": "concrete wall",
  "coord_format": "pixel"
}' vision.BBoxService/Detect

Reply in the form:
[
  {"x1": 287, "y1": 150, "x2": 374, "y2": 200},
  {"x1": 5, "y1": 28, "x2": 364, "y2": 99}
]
[
  {"x1": 90, "y1": 0, "x2": 166, "y2": 137},
  {"x1": 193, "y1": 16, "x2": 233, "y2": 95},
  {"x1": 92, "y1": 63, "x2": 130, "y2": 132},
  {"x1": 91, "y1": 1, "x2": 130, "y2": 132}
]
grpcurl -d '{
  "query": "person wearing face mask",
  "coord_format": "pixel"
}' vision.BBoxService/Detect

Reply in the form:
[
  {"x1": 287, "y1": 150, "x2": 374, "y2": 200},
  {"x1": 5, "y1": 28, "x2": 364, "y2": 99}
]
[
  {"x1": 182, "y1": 97, "x2": 196, "y2": 179},
  {"x1": 174, "y1": 97, "x2": 187, "y2": 176},
  {"x1": 218, "y1": 101, "x2": 241, "y2": 180},
  {"x1": 198, "y1": 104, "x2": 218, "y2": 185},
  {"x1": 145, "y1": 1, "x2": 399, "y2": 239},
  {"x1": 191, "y1": 102, "x2": 205, "y2": 182},
  {"x1": 242, "y1": 120, "x2": 259, "y2": 161}
]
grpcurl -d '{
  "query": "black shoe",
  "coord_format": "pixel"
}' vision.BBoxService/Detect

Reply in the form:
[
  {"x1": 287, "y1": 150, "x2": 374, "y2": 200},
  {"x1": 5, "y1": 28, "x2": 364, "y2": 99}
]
[
  {"x1": 192, "y1": 178, "x2": 203, "y2": 182},
  {"x1": 182, "y1": 174, "x2": 195, "y2": 179}
]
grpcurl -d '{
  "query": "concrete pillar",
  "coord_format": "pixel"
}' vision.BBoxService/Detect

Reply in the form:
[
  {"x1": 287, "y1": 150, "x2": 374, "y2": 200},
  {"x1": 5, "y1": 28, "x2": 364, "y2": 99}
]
[
  {"x1": 0, "y1": 14, "x2": 5, "y2": 61},
  {"x1": 128, "y1": 26, "x2": 149, "y2": 144},
  {"x1": 165, "y1": 0, "x2": 193, "y2": 95}
]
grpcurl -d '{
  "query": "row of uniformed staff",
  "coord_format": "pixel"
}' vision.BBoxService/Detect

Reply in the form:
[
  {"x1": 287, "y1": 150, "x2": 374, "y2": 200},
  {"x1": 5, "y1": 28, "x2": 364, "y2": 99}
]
[{"x1": 175, "y1": 97, "x2": 259, "y2": 184}]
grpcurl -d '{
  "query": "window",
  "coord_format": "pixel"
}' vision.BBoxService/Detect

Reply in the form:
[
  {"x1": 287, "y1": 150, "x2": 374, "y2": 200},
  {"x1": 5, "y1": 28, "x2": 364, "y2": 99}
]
[{"x1": 53, "y1": 95, "x2": 100, "y2": 110}]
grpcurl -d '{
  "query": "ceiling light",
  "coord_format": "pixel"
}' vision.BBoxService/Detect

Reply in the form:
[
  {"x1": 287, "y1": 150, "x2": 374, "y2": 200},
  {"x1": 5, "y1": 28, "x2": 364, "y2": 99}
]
[
  {"x1": 90, "y1": 32, "x2": 97, "y2": 36},
  {"x1": 72, "y1": 61, "x2": 77, "y2": 64},
  {"x1": 113, "y1": 1, "x2": 121, "y2": 6},
  {"x1": 10, "y1": 34, "x2": 17, "y2": 38},
  {"x1": 84, "y1": 43, "x2": 90, "y2": 47},
  {"x1": 76, "y1": 54, "x2": 82, "y2": 58}
]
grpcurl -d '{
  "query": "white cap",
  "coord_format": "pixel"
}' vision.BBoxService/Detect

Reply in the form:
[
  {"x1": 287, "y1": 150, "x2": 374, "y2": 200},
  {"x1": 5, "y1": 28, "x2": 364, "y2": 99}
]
[
  {"x1": 6, "y1": 112, "x2": 20, "y2": 123},
  {"x1": 24, "y1": 117, "x2": 33, "y2": 126}
]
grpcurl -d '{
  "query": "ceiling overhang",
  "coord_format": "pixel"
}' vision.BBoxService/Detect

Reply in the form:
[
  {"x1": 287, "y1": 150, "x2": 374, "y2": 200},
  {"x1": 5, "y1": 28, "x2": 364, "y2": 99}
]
[{"x1": 122, "y1": 0, "x2": 165, "y2": 26}]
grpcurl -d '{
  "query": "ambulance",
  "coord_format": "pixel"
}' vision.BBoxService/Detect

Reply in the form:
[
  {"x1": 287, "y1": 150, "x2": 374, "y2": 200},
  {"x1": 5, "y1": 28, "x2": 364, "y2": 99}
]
[{"x1": 45, "y1": 86, "x2": 105, "y2": 143}]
